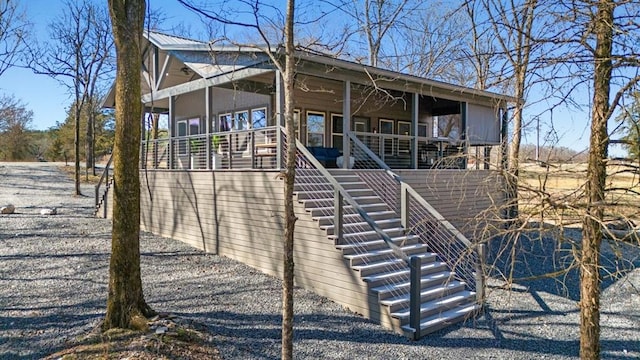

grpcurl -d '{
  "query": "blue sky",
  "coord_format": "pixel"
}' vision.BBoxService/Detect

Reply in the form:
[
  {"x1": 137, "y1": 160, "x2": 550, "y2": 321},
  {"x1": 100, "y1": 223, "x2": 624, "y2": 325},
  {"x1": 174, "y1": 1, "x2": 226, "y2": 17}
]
[
  {"x1": 0, "y1": 0, "x2": 201, "y2": 130},
  {"x1": 0, "y1": 0, "x2": 628, "y2": 157}
]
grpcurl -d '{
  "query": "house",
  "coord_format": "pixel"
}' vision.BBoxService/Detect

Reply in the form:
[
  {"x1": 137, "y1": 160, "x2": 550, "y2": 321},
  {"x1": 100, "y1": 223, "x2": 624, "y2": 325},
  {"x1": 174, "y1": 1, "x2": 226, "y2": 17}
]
[{"x1": 99, "y1": 31, "x2": 512, "y2": 339}]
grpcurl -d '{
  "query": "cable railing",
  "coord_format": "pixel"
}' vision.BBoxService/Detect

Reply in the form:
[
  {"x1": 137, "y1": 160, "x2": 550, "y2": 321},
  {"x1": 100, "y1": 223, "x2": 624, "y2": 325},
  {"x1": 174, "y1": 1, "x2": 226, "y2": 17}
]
[
  {"x1": 94, "y1": 152, "x2": 114, "y2": 218},
  {"x1": 351, "y1": 131, "x2": 467, "y2": 170},
  {"x1": 280, "y1": 127, "x2": 415, "y2": 310},
  {"x1": 347, "y1": 132, "x2": 484, "y2": 296},
  {"x1": 140, "y1": 126, "x2": 279, "y2": 170}
]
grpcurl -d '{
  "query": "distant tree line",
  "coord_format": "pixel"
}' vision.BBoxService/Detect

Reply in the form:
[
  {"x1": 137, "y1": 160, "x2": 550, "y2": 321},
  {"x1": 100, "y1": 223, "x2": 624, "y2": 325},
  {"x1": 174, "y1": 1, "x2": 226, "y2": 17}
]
[
  {"x1": 518, "y1": 143, "x2": 589, "y2": 163},
  {"x1": 0, "y1": 92, "x2": 114, "y2": 162}
]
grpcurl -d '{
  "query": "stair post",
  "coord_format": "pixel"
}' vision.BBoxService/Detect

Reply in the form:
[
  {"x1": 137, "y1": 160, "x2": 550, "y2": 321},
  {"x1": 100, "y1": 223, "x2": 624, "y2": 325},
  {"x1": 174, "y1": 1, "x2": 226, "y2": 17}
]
[
  {"x1": 475, "y1": 243, "x2": 486, "y2": 304},
  {"x1": 409, "y1": 255, "x2": 421, "y2": 340},
  {"x1": 400, "y1": 182, "x2": 409, "y2": 229},
  {"x1": 334, "y1": 189, "x2": 343, "y2": 243}
]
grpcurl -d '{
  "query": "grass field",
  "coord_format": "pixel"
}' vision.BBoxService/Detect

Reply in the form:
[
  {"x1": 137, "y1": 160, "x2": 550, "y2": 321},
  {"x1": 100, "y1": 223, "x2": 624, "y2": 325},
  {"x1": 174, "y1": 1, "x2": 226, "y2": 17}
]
[{"x1": 517, "y1": 160, "x2": 640, "y2": 224}]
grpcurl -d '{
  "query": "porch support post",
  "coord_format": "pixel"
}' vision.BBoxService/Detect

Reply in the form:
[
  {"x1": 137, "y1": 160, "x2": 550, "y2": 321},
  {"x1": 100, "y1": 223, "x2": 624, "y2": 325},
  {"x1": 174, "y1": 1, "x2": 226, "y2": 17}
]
[
  {"x1": 484, "y1": 147, "x2": 491, "y2": 170},
  {"x1": 500, "y1": 105, "x2": 509, "y2": 171},
  {"x1": 411, "y1": 93, "x2": 419, "y2": 169},
  {"x1": 460, "y1": 102, "x2": 468, "y2": 168},
  {"x1": 205, "y1": 86, "x2": 211, "y2": 169},
  {"x1": 342, "y1": 80, "x2": 351, "y2": 168},
  {"x1": 140, "y1": 110, "x2": 145, "y2": 169},
  {"x1": 168, "y1": 95, "x2": 175, "y2": 169},
  {"x1": 275, "y1": 70, "x2": 284, "y2": 169}
]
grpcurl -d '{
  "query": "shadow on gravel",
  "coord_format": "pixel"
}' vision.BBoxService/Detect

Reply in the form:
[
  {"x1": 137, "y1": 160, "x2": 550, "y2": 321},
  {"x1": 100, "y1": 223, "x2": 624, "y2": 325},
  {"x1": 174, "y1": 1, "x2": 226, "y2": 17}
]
[
  {"x1": 487, "y1": 227, "x2": 640, "y2": 301},
  {"x1": 0, "y1": 302, "x2": 104, "y2": 359},
  {"x1": 169, "y1": 309, "x2": 638, "y2": 359}
]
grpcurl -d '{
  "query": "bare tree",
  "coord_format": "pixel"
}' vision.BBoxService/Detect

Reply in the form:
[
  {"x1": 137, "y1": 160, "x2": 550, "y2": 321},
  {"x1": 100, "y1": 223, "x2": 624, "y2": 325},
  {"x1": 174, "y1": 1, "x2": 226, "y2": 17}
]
[
  {"x1": 177, "y1": 1, "x2": 299, "y2": 357},
  {"x1": 28, "y1": 0, "x2": 113, "y2": 193},
  {"x1": 103, "y1": 0, "x2": 154, "y2": 330},
  {"x1": 325, "y1": 0, "x2": 418, "y2": 67},
  {"x1": 0, "y1": 0, "x2": 29, "y2": 77},
  {"x1": 479, "y1": 0, "x2": 541, "y2": 220}
]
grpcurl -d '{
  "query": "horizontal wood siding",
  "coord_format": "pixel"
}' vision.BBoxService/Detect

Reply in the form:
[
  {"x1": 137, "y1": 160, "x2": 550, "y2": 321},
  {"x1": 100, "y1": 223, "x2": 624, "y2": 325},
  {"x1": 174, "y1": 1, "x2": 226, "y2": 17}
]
[
  {"x1": 138, "y1": 170, "x2": 384, "y2": 322},
  {"x1": 396, "y1": 169, "x2": 506, "y2": 239}
]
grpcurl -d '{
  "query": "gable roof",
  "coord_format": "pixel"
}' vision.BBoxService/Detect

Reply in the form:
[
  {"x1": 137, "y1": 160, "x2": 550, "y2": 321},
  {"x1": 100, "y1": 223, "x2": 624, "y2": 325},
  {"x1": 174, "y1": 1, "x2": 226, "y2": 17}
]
[{"x1": 103, "y1": 31, "x2": 515, "y2": 109}]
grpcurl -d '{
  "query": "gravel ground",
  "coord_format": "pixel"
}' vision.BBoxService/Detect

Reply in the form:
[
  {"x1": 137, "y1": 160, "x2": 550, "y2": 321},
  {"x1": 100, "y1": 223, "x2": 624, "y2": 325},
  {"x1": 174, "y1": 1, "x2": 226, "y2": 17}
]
[{"x1": 1, "y1": 162, "x2": 639, "y2": 359}]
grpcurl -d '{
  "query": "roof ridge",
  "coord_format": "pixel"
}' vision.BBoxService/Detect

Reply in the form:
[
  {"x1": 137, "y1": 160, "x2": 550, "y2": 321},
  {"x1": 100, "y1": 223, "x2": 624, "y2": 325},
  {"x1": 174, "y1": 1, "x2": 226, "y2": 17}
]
[{"x1": 145, "y1": 30, "x2": 207, "y2": 45}]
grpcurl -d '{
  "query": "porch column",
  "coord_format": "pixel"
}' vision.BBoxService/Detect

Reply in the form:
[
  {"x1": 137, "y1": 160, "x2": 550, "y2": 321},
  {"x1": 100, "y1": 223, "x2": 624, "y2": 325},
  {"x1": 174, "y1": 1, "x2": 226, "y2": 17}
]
[
  {"x1": 460, "y1": 102, "x2": 468, "y2": 169},
  {"x1": 411, "y1": 93, "x2": 419, "y2": 169},
  {"x1": 140, "y1": 110, "x2": 146, "y2": 169},
  {"x1": 342, "y1": 80, "x2": 351, "y2": 168},
  {"x1": 168, "y1": 95, "x2": 175, "y2": 169},
  {"x1": 500, "y1": 106, "x2": 509, "y2": 171},
  {"x1": 205, "y1": 86, "x2": 211, "y2": 169},
  {"x1": 275, "y1": 70, "x2": 284, "y2": 169}
]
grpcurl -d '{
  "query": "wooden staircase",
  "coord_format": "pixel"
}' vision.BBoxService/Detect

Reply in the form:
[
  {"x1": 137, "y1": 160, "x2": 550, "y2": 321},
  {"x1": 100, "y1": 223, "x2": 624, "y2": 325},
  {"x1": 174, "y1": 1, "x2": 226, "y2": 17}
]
[{"x1": 295, "y1": 168, "x2": 479, "y2": 337}]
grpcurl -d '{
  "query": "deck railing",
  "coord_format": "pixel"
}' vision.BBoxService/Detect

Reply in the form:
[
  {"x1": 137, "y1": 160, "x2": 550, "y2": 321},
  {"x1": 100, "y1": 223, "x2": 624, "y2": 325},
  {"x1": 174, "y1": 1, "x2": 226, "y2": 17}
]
[
  {"x1": 140, "y1": 126, "x2": 279, "y2": 170},
  {"x1": 351, "y1": 131, "x2": 466, "y2": 169}
]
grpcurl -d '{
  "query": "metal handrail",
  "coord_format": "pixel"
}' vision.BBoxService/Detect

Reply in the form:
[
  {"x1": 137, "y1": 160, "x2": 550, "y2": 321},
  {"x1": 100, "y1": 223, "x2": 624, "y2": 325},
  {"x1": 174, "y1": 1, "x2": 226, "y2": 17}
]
[
  {"x1": 347, "y1": 131, "x2": 483, "y2": 290},
  {"x1": 288, "y1": 127, "x2": 408, "y2": 262},
  {"x1": 348, "y1": 131, "x2": 474, "y2": 247},
  {"x1": 94, "y1": 152, "x2": 114, "y2": 212}
]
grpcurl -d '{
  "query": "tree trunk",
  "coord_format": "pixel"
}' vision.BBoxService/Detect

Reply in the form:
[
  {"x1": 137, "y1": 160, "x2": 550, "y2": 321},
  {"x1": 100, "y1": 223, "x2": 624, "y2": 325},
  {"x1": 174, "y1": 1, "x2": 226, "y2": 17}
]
[
  {"x1": 103, "y1": 0, "x2": 154, "y2": 331},
  {"x1": 580, "y1": 1, "x2": 613, "y2": 359},
  {"x1": 282, "y1": 1, "x2": 296, "y2": 359},
  {"x1": 74, "y1": 101, "x2": 81, "y2": 195},
  {"x1": 88, "y1": 99, "x2": 95, "y2": 176}
]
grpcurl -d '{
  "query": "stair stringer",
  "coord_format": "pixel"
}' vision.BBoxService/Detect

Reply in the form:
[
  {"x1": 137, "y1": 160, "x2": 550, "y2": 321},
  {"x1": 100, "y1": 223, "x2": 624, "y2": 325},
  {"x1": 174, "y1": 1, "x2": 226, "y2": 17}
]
[{"x1": 292, "y1": 169, "x2": 480, "y2": 337}]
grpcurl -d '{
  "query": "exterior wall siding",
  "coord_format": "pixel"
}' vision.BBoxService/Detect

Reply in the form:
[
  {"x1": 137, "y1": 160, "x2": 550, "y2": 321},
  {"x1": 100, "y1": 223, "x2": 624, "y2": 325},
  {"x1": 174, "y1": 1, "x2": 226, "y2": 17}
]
[
  {"x1": 96, "y1": 169, "x2": 505, "y2": 328},
  {"x1": 136, "y1": 170, "x2": 384, "y2": 321},
  {"x1": 395, "y1": 169, "x2": 506, "y2": 239}
]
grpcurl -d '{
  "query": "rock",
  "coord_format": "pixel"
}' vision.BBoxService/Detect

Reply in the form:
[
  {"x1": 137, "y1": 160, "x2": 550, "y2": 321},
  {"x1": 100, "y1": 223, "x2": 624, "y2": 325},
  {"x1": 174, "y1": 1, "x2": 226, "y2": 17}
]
[
  {"x1": 155, "y1": 326, "x2": 168, "y2": 335},
  {"x1": 1, "y1": 204, "x2": 15, "y2": 214},
  {"x1": 40, "y1": 208, "x2": 57, "y2": 215}
]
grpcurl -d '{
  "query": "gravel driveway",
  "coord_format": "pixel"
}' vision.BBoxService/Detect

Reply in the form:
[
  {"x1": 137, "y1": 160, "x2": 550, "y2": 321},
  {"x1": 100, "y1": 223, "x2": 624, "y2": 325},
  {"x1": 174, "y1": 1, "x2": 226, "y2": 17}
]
[{"x1": 1, "y1": 162, "x2": 639, "y2": 359}]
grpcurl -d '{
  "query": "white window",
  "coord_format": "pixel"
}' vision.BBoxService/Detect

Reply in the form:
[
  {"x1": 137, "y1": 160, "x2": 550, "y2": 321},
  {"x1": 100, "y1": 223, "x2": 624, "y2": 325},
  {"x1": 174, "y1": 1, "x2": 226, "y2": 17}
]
[
  {"x1": 251, "y1": 107, "x2": 267, "y2": 128},
  {"x1": 379, "y1": 119, "x2": 394, "y2": 156},
  {"x1": 235, "y1": 110, "x2": 249, "y2": 130},
  {"x1": 331, "y1": 113, "x2": 343, "y2": 151},
  {"x1": 306, "y1": 111, "x2": 325, "y2": 147},
  {"x1": 218, "y1": 113, "x2": 232, "y2": 132}
]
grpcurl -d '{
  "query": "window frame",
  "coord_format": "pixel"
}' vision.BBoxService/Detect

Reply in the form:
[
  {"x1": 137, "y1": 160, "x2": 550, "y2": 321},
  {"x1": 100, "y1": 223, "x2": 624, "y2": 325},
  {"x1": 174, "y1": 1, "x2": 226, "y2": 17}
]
[{"x1": 306, "y1": 110, "x2": 326, "y2": 147}]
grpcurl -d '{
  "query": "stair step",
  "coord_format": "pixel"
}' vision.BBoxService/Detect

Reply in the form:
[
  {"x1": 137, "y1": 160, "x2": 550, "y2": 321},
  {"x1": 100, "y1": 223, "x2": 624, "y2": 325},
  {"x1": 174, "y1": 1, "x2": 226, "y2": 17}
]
[
  {"x1": 336, "y1": 235, "x2": 420, "y2": 255},
  {"x1": 321, "y1": 218, "x2": 402, "y2": 235},
  {"x1": 302, "y1": 195, "x2": 381, "y2": 209},
  {"x1": 296, "y1": 188, "x2": 375, "y2": 200},
  {"x1": 353, "y1": 252, "x2": 437, "y2": 277},
  {"x1": 345, "y1": 244, "x2": 432, "y2": 266},
  {"x1": 308, "y1": 203, "x2": 390, "y2": 217},
  {"x1": 380, "y1": 281, "x2": 467, "y2": 313},
  {"x1": 362, "y1": 261, "x2": 448, "y2": 288},
  {"x1": 401, "y1": 303, "x2": 480, "y2": 337},
  {"x1": 391, "y1": 291, "x2": 476, "y2": 323},
  {"x1": 372, "y1": 271, "x2": 454, "y2": 300},
  {"x1": 294, "y1": 181, "x2": 367, "y2": 191},
  {"x1": 329, "y1": 174, "x2": 362, "y2": 181},
  {"x1": 313, "y1": 210, "x2": 396, "y2": 226},
  {"x1": 329, "y1": 227, "x2": 406, "y2": 244}
]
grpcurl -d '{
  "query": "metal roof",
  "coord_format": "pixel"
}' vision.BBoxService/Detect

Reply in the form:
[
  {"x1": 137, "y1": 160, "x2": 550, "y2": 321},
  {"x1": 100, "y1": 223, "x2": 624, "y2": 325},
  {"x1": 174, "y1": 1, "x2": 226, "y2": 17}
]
[
  {"x1": 146, "y1": 31, "x2": 210, "y2": 50},
  {"x1": 140, "y1": 31, "x2": 516, "y2": 103}
]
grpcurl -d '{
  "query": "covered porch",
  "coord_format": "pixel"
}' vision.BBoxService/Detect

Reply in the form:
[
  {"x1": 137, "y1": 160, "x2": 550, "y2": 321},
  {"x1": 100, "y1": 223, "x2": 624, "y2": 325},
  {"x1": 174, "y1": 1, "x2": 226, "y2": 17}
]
[{"x1": 139, "y1": 70, "x2": 509, "y2": 172}]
